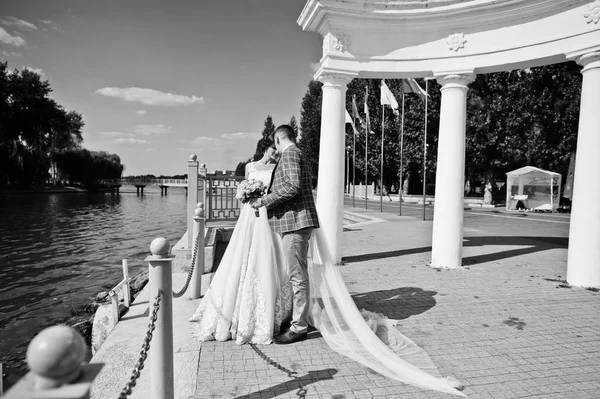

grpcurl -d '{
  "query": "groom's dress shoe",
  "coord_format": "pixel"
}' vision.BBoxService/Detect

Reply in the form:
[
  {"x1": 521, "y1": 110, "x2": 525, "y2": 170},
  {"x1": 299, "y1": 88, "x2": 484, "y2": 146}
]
[{"x1": 274, "y1": 329, "x2": 307, "y2": 344}]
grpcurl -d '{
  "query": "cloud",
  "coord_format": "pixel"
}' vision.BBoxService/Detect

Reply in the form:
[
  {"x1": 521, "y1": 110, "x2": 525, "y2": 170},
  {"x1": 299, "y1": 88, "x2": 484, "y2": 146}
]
[
  {"x1": 23, "y1": 66, "x2": 44, "y2": 76},
  {"x1": 221, "y1": 132, "x2": 260, "y2": 140},
  {"x1": 309, "y1": 62, "x2": 321, "y2": 73},
  {"x1": 133, "y1": 124, "x2": 172, "y2": 136},
  {"x1": 0, "y1": 27, "x2": 26, "y2": 47},
  {"x1": 38, "y1": 20, "x2": 61, "y2": 32},
  {"x1": 95, "y1": 87, "x2": 204, "y2": 106},
  {"x1": 97, "y1": 131, "x2": 126, "y2": 138},
  {"x1": 116, "y1": 138, "x2": 148, "y2": 145},
  {"x1": 136, "y1": 109, "x2": 146, "y2": 115},
  {"x1": 2, "y1": 50, "x2": 23, "y2": 57},
  {"x1": 1, "y1": 17, "x2": 38, "y2": 31}
]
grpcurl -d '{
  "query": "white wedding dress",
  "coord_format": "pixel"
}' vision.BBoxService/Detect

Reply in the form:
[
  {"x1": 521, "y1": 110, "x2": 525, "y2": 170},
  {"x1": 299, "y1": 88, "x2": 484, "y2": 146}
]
[
  {"x1": 189, "y1": 162, "x2": 293, "y2": 344},
  {"x1": 190, "y1": 162, "x2": 466, "y2": 397}
]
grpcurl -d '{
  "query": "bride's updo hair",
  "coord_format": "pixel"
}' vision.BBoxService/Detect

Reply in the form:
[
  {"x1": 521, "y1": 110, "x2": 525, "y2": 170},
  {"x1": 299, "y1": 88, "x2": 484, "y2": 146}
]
[{"x1": 256, "y1": 138, "x2": 275, "y2": 156}]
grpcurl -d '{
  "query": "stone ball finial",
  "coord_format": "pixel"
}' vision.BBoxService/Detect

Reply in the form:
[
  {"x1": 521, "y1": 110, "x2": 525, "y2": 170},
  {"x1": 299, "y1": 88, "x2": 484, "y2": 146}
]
[
  {"x1": 189, "y1": 154, "x2": 197, "y2": 161},
  {"x1": 150, "y1": 237, "x2": 170, "y2": 258},
  {"x1": 194, "y1": 202, "x2": 205, "y2": 218},
  {"x1": 26, "y1": 325, "x2": 86, "y2": 389},
  {"x1": 200, "y1": 163, "x2": 206, "y2": 168}
]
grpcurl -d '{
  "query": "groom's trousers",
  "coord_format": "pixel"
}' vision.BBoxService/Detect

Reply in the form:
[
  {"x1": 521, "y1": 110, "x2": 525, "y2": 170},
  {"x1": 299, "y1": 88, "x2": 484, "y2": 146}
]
[{"x1": 281, "y1": 227, "x2": 313, "y2": 334}]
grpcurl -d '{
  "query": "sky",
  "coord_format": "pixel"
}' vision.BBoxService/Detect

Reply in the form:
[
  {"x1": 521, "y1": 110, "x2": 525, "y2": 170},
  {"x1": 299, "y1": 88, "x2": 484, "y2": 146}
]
[{"x1": 0, "y1": 0, "x2": 323, "y2": 176}]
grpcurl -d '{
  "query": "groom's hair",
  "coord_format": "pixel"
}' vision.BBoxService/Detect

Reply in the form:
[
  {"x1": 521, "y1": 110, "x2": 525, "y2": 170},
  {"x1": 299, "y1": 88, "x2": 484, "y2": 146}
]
[{"x1": 273, "y1": 125, "x2": 296, "y2": 142}]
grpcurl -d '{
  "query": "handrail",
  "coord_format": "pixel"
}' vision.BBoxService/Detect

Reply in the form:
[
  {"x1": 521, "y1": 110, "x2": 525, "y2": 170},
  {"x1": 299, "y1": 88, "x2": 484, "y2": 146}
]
[{"x1": 108, "y1": 260, "x2": 132, "y2": 327}]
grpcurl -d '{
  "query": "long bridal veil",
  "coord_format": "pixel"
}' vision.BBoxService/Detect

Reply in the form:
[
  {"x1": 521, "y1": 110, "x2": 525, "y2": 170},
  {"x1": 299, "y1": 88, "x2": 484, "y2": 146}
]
[{"x1": 308, "y1": 228, "x2": 467, "y2": 397}]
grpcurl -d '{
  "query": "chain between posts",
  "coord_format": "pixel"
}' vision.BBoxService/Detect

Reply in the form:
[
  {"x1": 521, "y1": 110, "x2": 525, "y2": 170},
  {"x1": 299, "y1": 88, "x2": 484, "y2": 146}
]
[
  {"x1": 172, "y1": 226, "x2": 202, "y2": 298},
  {"x1": 117, "y1": 289, "x2": 162, "y2": 399}
]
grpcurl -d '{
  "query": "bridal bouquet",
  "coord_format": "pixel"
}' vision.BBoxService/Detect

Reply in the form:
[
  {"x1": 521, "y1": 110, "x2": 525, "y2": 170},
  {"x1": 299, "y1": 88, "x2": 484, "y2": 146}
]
[{"x1": 235, "y1": 179, "x2": 266, "y2": 204}]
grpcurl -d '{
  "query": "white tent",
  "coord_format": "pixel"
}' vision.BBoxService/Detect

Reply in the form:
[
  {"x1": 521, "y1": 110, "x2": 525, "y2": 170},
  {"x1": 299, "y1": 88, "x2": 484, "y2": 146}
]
[{"x1": 506, "y1": 166, "x2": 562, "y2": 212}]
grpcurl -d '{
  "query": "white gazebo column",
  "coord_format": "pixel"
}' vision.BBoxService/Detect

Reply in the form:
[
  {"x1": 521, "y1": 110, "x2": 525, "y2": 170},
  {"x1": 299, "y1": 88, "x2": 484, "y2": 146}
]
[
  {"x1": 566, "y1": 51, "x2": 600, "y2": 288},
  {"x1": 316, "y1": 73, "x2": 353, "y2": 264},
  {"x1": 431, "y1": 73, "x2": 475, "y2": 269}
]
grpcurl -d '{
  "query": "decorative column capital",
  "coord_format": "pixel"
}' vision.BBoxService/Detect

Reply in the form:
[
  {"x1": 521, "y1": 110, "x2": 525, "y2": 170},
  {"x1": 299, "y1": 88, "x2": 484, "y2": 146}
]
[
  {"x1": 434, "y1": 73, "x2": 476, "y2": 91},
  {"x1": 316, "y1": 72, "x2": 354, "y2": 88},
  {"x1": 571, "y1": 50, "x2": 600, "y2": 73}
]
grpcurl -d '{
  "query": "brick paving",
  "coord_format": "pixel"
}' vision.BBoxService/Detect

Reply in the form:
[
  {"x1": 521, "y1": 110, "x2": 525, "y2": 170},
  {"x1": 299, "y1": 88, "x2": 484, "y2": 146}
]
[{"x1": 195, "y1": 203, "x2": 599, "y2": 399}]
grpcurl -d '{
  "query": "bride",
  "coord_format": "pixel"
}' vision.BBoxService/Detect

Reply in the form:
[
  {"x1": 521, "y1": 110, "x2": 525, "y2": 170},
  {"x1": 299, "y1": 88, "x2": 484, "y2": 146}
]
[
  {"x1": 189, "y1": 141, "x2": 466, "y2": 397},
  {"x1": 189, "y1": 142, "x2": 292, "y2": 345}
]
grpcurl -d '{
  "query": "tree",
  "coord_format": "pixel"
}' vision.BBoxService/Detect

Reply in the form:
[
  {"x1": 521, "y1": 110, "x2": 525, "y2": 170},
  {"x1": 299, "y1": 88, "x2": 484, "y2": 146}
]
[
  {"x1": 289, "y1": 115, "x2": 299, "y2": 140},
  {"x1": 464, "y1": 62, "x2": 581, "y2": 193},
  {"x1": 234, "y1": 161, "x2": 247, "y2": 176},
  {"x1": 297, "y1": 80, "x2": 323, "y2": 187},
  {"x1": 252, "y1": 115, "x2": 276, "y2": 161},
  {"x1": 0, "y1": 63, "x2": 85, "y2": 187},
  {"x1": 54, "y1": 149, "x2": 124, "y2": 186}
]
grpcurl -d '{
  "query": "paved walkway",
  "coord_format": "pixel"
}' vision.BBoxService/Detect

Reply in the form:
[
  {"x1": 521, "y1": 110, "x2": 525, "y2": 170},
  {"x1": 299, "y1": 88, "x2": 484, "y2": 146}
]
[{"x1": 195, "y1": 203, "x2": 599, "y2": 399}]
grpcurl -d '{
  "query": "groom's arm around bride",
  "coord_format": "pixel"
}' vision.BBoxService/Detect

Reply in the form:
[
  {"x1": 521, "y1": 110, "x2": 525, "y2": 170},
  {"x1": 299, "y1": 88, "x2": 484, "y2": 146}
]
[{"x1": 251, "y1": 124, "x2": 319, "y2": 344}]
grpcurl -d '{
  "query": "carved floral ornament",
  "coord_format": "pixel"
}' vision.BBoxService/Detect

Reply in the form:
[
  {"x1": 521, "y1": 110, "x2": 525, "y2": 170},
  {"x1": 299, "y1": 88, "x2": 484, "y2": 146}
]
[
  {"x1": 447, "y1": 33, "x2": 467, "y2": 52},
  {"x1": 332, "y1": 32, "x2": 350, "y2": 53},
  {"x1": 584, "y1": 0, "x2": 600, "y2": 24}
]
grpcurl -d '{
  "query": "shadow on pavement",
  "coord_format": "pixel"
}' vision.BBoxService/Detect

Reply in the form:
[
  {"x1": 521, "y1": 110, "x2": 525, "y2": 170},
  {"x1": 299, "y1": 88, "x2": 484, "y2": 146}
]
[
  {"x1": 342, "y1": 246, "x2": 432, "y2": 263},
  {"x1": 341, "y1": 236, "x2": 566, "y2": 267},
  {"x1": 462, "y1": 236, "x2": 568, "y2": 265},
  {"x1": 239, "y1": 343, "x2": 338, "y2": 399},
  {"x1": 352, "y1": 287, "x2": 437, "y2": 320}
]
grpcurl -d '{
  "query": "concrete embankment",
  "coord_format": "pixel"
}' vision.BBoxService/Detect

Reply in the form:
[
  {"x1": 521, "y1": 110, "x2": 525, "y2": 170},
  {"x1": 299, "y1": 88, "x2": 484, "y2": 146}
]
[{"x1": 90, "y1": 270, "x2": 202, "y2": 398}]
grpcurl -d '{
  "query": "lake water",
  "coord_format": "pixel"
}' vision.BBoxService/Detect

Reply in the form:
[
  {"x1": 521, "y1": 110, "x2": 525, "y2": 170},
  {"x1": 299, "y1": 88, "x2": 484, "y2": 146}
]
[{"x1": 0, "y1": 186, "x2": 187, "y2": 389}]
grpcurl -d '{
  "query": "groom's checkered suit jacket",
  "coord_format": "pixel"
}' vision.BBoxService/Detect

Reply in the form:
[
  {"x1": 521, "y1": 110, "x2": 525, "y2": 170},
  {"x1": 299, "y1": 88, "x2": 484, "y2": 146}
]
[{"x1": 261, "y1": 144, "x2": 319, "y2": 234}]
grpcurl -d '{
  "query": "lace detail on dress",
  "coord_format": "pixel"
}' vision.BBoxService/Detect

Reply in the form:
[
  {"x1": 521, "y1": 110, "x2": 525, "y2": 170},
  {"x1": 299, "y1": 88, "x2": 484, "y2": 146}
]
[
  {"x1": 189, "y1": 285, "x2": 228, "y2": 342},
  {"x1": 230, "y1": 257, "x2": 271, "y2": 344},
  {"x1": 189, "y1": 200, "x2": 285, "y2": 346},
  {"x1": 246, "y1": 162, "x2": 275, "y2": 187}
]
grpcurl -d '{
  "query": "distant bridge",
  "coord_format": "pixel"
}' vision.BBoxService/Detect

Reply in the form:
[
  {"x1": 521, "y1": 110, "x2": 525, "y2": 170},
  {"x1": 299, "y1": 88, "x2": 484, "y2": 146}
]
[{"x1": 99, "y1": 176, "x2": 245, "y2": 214}]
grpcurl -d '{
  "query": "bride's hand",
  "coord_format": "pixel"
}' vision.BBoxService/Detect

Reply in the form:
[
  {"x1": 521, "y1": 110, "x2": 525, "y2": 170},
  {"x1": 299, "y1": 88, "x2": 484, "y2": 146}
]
[{"x1": 249, "y1": 198, "x2": 262, "y2": 209}]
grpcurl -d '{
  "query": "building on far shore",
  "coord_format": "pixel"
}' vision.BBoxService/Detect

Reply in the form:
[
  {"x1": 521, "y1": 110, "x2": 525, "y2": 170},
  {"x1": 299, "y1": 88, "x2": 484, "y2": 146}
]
[{"x1": 212, "y1": 170, "x2": 235, "y2": 176}]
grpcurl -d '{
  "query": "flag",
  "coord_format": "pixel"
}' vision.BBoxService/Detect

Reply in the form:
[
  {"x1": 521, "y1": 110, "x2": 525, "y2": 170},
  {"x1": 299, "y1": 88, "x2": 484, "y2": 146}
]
[
  {"x1": 345, "y1": 109, "x2": 358, "y2": 136},
  {"x1": 364, "y1": 87, "x2": 371, "y2": 130},
  {"x1": 380, "y1": 80, "x2": 399, "y2": 115},
  {"x1": 402, "y1": 78, "x2": 428, "y2": 102},
  {"x1": 352, "y1": 95, "x2": 363, "y2": 125},
  {"x1": 345, "y1": 109, "x2": 353, "y2": 124}
]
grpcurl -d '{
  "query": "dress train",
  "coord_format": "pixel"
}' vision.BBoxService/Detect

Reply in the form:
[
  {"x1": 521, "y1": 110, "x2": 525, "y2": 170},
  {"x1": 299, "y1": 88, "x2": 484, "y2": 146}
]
[{"x1": 309, "y1": 229, "x2": 466, "y2": 397}]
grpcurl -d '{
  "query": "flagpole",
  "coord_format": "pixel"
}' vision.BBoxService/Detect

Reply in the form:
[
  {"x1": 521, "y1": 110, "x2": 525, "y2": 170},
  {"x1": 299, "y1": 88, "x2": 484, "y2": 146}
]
[
  {"x1": 422, "y1": 80, "x2": 428, "y2": 221},
  {"x1": 346, "y1": 150, "x2": 349, "y2": 195},
  {"x1": 380, "y1": 104, "x2": 385, "y2": 213},
  {"x1": 352, "y1": 115, "x2": 356, "y2": 207},
  {"x1": 399, "y1": 91, "x2": 405, "y2": 216},
  {"x1": 365, "y1": 86, "x2": 369, "y2": 210}
]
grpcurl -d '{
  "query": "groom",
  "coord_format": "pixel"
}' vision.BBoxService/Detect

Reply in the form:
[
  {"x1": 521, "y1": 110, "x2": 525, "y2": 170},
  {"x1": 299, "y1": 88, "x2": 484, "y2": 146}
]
[{"x1": 250, "y1": 124, "x2": 319, "y2": 344}]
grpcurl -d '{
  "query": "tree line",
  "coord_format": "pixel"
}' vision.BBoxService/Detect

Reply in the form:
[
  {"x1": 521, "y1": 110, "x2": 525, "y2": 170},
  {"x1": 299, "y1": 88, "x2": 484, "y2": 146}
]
[
  {"x1": 0, "y1": 63, "x2": 124, "y2": 188},
  {"x1": 237, "y1": 61, "x2": 581, "y2": 195}
]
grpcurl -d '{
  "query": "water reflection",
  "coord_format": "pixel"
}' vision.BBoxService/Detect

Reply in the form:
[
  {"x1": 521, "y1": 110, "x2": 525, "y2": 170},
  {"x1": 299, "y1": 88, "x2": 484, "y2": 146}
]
[{"x1": 0, "y1": 187, "x2": 187, "y2": 387}]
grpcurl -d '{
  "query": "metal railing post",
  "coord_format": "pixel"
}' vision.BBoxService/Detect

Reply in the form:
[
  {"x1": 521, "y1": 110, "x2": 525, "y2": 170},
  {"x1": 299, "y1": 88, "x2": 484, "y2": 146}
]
[
  {"x1": 199, "y1": 163, "x2": 207, "y2": 219},
  {"x1": 122, "y1": 259, "x2": 131, "y2": 307},
  {"x1": 188, "y1": 203, "x2": 205, "y2": 299},
  {"x1": 187, "y1": 155, "x2": 199, "y2": 249},
  {"x1": 3, "y1": 326, "x2": 103, "y2": 399},
  {"x1": 145, "y1": 238, "x2": 174, "y2": 399}
]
